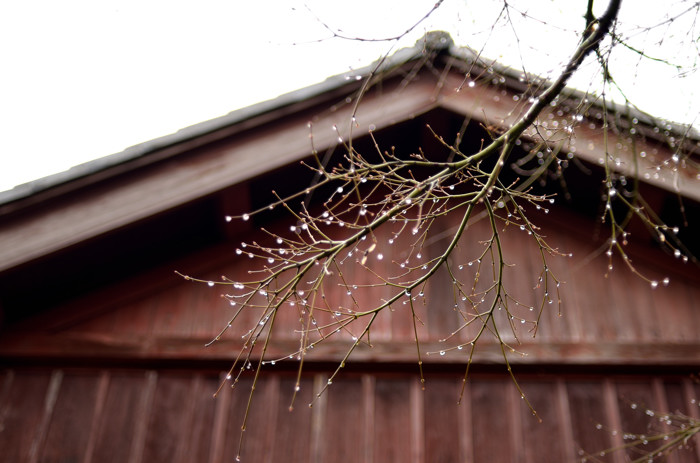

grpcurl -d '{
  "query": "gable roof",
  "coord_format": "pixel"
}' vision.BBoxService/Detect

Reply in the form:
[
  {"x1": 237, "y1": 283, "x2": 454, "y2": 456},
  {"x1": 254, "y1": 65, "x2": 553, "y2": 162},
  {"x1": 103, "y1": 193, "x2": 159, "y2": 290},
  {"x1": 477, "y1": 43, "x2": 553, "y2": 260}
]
[
  {"x1": 0, "y1": 32, "x2": 697, "y2": 316},
  {"x1": 2, "y1": 31, "x2": 697, "y2": 208}
]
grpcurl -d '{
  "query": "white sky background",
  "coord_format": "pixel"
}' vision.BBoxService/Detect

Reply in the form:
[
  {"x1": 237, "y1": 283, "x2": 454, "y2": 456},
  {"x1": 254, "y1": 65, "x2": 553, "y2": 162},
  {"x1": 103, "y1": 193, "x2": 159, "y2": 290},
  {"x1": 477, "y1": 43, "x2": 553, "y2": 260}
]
[{"x1": 0, "y1": 0, "x2": 697, "y2": 192}]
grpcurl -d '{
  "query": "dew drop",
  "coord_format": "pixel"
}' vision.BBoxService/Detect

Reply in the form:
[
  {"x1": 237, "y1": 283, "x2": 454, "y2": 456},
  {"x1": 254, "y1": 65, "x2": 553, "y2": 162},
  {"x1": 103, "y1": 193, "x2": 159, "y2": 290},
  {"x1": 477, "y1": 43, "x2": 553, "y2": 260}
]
[
  {"x1": 439, "y1": 351, "x2": 446, "y2": 356},
  {"x1": 207, "y1": 281, "x2": 215, "y2": 287},
  {"x1": 242, "y1": 213, "x2": 250, "y2": 221},
  {"x1": 225, "y1": 215, "x2": 233, "y2": 222},
  {"x1": 650, "y1": 281, "x2": 659, "y2": 289}
]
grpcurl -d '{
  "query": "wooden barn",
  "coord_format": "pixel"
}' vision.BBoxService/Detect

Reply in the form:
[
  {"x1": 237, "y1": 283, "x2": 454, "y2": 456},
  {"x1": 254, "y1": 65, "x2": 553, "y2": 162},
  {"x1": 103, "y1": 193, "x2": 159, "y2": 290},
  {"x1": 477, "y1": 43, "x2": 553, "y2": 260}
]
[{"x1": 1, "y1": 33, "x2": 699, "y2": 462}]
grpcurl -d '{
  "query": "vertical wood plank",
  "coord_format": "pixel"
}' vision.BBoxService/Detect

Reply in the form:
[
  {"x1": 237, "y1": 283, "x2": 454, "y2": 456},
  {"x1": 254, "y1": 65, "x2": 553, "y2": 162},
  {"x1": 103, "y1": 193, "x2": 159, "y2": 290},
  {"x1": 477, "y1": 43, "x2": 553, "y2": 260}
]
[
  {"x1": 507, "y1": 380, "x2": 523, "y2": 463},
  {"x1": 363, "y1": 374, "x2": 375, "y2": 463},
  {"x1": 273, "y1": 376, "x2": 313, "y2": 463},
  {"x1": 566, "y1": 380, "x2": 614, "y2": 461},
  {"x1": 28, "y1": 370, "x2": 62, "y2": 463},
  {"x1": 615, "y1": 379, "x2": 659, "y2": 461},
  {"x1": 516, "y1": 379, "x2": 567, "y2": 463},
  {"x1": 457, "y1": 379, "x2": 473, "y2": 463},
  {"x1": 309, "y1": 374, "x2": 326, "y2": 463},
  {"x1": 129, "y1": 370, "x2": 157, "y2": 463},
  {"x1": 142, "y1": 372, "x2": 191, "y2": 463},
  {"x1": 89, "y1": 371, "x2": 148, "y2": 463},
  {"x1": 220, "y1": 375, "x2": 277, "y2": 462},
  {"x1": 0, "y1": 370, "x2": 51, "y2": 462},
  {"x1": 208, "y1": 373, "x2": 232, "y2": 463},
  {"x1": 653, "y1": 379, "x2": 685, "y2": 463},
  {"x1": 180, "y1": 375, "x2": 219, "y2": 463},
  {"x1": 82, "y1": 371, "x2": 110, "y2": 463},
  {"x1": 603, "y1": 379, "x2": 625, "y2": 463},
  {"x1": 373, "y1": 377, "x2": 412, "y2": 462},
  {"x1": 424, "y1": 377, "x2": 461, "y2": 463},
  {"x1": 654, "y1": 281, "x2": 700, "y2": 342},
  {"x1": 470, "y1": 380, "x2": 513, "y2": 462},
  {"x1": 39, "y1": 371, "x2": 101, "y2": 463},
  {"x1": 567, "y1": 253, "x2": 618, "y2": 343},
  {"x1": 555, "y1": 380, "x2": 577, "y2": 462},
  {"x1": 410, "y1": 379, "x2": 424, "y2": 463},
  {"x1": 541, "y1": 226, "x2": 584, "y2": 343},
  {"x1": 321, "y1": 377, "x2": 363, "y2": 462}
]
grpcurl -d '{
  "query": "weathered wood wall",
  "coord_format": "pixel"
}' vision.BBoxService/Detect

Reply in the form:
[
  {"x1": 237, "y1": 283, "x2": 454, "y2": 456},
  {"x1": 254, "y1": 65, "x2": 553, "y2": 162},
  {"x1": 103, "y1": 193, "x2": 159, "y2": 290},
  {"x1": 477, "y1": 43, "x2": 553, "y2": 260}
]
[
  {"x1": 1, "y1": 368, "x2": 699, "y2": 463},
  {"x1": 2, "y1": 201, "x2": 698, "y2": 367}
]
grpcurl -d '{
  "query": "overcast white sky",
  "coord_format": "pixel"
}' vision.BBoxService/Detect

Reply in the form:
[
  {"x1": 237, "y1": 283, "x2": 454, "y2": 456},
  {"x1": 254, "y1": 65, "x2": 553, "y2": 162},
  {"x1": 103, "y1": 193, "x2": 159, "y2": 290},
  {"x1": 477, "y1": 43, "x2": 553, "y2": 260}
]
[{"x1": 1, "y1": 0, "x2": 697, "y2": 192}]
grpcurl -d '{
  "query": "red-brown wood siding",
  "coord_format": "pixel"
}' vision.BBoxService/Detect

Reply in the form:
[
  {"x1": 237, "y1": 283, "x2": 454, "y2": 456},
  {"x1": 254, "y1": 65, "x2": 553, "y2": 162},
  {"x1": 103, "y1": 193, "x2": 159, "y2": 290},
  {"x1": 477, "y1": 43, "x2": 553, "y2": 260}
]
[
  {"x1": 2, "y1": 203, "x2": 698, "y2": 368},
  {"x1": 2, "y1": 368, "x2": 699, "y2": 463}
]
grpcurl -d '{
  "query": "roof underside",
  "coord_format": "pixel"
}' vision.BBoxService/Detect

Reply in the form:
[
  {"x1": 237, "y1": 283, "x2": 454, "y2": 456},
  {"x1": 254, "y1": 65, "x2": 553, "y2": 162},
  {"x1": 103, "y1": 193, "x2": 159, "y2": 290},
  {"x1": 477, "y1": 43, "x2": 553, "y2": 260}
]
[{"x1": 0, "y1": 49, "x2": 697, "y2": 277}]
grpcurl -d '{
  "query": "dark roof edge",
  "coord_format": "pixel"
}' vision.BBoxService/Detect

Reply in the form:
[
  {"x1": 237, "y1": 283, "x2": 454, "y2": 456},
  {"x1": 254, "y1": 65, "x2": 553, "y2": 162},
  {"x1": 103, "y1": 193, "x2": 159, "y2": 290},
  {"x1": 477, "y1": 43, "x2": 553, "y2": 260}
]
[
  {"x1": 445, "y1": 38, "x2": 699, "y2": 144},
  {"x1": 0, "y1": 37, "x2": 428, "y2": 207},
  {"x1": 1, "y1": 31, "x2": 696, "y2": 207}
]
